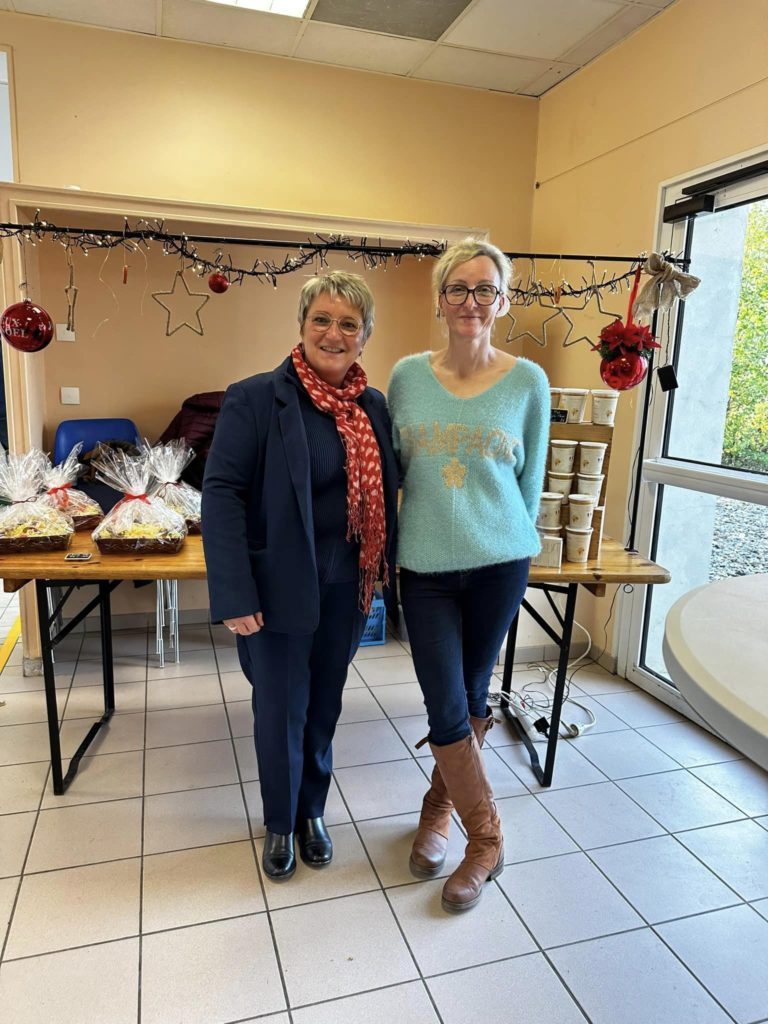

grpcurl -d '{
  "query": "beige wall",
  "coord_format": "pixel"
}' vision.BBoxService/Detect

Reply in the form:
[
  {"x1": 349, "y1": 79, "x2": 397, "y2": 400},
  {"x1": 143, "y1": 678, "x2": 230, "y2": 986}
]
[{"x1": 531, "y1": 0, "x2": 768, "y2": 644}]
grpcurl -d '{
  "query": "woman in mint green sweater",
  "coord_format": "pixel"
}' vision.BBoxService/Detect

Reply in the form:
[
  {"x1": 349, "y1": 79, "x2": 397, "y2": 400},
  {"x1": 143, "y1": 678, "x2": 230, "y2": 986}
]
[{"x1": 388, "y1": 237, "x2": 549, "y2": 913}]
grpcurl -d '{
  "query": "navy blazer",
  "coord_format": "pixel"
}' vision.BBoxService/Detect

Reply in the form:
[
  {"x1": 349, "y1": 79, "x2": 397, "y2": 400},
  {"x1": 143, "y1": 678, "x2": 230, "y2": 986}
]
[{"x1": 202, "y1": 356, "x2": 398, "y2": 634}]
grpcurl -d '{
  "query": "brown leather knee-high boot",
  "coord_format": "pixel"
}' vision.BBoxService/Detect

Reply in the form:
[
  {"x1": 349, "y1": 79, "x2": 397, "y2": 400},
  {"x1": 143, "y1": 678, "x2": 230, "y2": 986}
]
[
  {"x1": 409, "y1": 712, "x2": 495, "y2": 878},
  {"x1": 429, "y1": 731, "x2": 503, "y2": 912}
]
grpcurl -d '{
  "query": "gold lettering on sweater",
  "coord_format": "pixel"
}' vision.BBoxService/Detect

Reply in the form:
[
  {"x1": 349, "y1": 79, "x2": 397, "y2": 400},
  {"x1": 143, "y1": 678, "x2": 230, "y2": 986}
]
[{"x1": 399, "y1": 423, "x2": 518, "y2": 462}]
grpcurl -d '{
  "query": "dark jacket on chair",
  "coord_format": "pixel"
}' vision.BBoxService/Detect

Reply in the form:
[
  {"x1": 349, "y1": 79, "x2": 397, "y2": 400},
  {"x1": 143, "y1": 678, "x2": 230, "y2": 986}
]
[{"x1": 201, "y1": 356, "x2": 398, "y2": 634}]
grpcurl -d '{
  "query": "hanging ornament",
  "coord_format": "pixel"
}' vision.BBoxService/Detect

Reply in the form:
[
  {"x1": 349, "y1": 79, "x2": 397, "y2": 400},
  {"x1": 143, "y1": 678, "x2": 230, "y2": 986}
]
[
  {"x1": 591, "y1": 266, "x2": 660, "y2": 391},
  {"x1": 151, "y1": 268, "x2": 210, "y2": 337},
  {"x1": 207, "y1": 271, "x2": 229, "y2": 294},
  {"x1": 1, "y1": 299, "x2": 54, "y2": 352}
]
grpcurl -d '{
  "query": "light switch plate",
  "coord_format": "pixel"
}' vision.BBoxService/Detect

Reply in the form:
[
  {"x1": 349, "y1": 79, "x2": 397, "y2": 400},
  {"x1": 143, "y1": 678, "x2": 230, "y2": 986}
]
[
  {"x1": 56, "y1": 323, "x2": 75, "y2": 342},
  {"x1": 60, "y1": 386, "x2": 80, "y2": 405}
]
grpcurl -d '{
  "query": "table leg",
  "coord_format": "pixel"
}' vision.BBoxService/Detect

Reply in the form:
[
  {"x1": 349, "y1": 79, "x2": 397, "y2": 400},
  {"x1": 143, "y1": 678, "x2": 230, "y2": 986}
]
[
  {"x1": 99, "y1": 581, "x2": 115, "y2": 714},
  {"x1": 541, "y1": 583, "x2": 578, "y2": 786},
  {"x1": 36, "y1": 580, "x2": 65, "y2": 795}
]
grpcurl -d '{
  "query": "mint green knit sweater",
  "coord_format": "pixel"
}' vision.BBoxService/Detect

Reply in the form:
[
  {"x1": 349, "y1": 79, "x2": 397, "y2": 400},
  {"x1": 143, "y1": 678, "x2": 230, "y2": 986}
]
[{"x1": 387, "y1": 353, "x2": 550, "y2": 573}]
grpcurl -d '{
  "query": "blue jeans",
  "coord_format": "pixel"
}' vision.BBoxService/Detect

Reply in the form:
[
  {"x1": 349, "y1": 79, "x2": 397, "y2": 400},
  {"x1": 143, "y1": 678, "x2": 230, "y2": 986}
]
[{"x1": 400, "y1": 559, "x2": 529, "y2": 746}]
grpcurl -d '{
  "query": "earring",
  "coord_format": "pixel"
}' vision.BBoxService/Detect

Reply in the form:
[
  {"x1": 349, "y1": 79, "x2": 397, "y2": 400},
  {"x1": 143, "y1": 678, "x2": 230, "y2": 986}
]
[{"x1": 435, "y1": 307, "x2": 441, "y2": 320}]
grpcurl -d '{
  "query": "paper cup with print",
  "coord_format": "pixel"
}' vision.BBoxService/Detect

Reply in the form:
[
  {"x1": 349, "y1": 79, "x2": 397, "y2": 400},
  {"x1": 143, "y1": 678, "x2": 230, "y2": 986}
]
[
  {"x1": 578, "y1": 441, "x2": 608, "y2": 475},
  {"x1": 538, "y1": 525, "x2": 562, "y2": 540},
  {"x1": 558, "y1": 388, "x2": 588, "y2": 423},
  {"x1": 565, "y1": 526, "x2": 592, "y2": 562},
  {"x1": 590, "y1": 389, "x2": 619, "y2": 425},
  {"x1": 576, "y1": 472, "x2": 604, "y2": 504},
  {"x1": 548, "y1": 471, "x2": 574, "y2": 498},
  {"x1": 536, "y1": 492, "x2": 564, "y2": 528},
  {"x1": 550, "y1": 439, "x2": 578, "y2": 473},
  {"x1": 568, "y1": 493, "x2": 595, "y2": 529}
]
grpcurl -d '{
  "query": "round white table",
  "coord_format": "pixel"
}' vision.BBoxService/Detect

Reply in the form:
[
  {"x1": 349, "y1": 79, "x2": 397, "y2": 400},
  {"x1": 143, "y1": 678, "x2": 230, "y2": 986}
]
[{"x1": 663, "y1": 573, "x2": 768, "y2": 770}]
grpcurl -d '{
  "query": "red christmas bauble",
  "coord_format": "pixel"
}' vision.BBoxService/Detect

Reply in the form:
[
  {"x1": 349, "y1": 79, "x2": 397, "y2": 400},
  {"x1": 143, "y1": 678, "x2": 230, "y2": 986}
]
[
  {"x1": 208, "y1": 272, "x2": 229, "y2": 294},
  {"x1": 600, "y1": 352, "x2": 648, "y2": 391},
  {"x1": 0, "y1": 299, "x2": 54, "y2": 353}
]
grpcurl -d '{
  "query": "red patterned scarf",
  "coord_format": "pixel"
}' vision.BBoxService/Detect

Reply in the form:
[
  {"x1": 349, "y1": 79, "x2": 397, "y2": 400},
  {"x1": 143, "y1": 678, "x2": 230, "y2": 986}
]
[{"x1": 291, "y1": 346, "x2": 389, "y2": 614}]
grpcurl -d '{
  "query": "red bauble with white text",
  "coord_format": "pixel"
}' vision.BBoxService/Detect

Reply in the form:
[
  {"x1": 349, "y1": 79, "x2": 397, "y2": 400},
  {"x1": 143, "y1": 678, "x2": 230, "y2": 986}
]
[{"x1": 0, "y1": 299, "x2": 54, "y2": 353}]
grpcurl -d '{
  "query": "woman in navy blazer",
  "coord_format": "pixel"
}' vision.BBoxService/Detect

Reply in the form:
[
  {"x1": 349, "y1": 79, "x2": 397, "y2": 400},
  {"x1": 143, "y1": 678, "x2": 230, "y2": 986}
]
[{"x1": 202, "y1": 271, "x2": 397, "y2": 881}]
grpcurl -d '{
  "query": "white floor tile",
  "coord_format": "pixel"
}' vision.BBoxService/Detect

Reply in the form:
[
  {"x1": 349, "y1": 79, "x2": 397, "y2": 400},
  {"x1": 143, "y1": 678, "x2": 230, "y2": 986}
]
[
  {"x1": 220, "y1": 670, "x2": 252, "y2": 702},
  {"x1": 5, "y1": 858, "x2": 140, "y2": 959},
  {"x1": 357, "y1": 810, "x2": 467, "y2": 888},
  {"x1": 25, "y1": 798, "x2": 142, "y2": 873},
  {"x1": 537, "y1": 782, "x2": 665, "y2": 849},
  {"x1": 592, "y1": 690, "x2": 683, "y2": 728},
  {"x1": 676, "y1": 820, "x2": 768, "y2": 900},
  {"x1": 145, "y1": 672, "x2": 222, "y2": 710},
  {"x1": 0, "y1": 689, "x2": 50, "y2": 726},
  {"x1": 354, "y1": 637, "x2": 408, "y2": 660},
  {"x1": 59, "y1": 711, "x2": 146, "y2": 758},
  {"x1": 590, "y1": 835, "x2": 741, "y2": 923},
  {"x1": 271, "y1": 890, "x2": 417, "y2": 1007},
  {"x1": 70, "y1": 657, "x2": 146, "y2": 687},
  {"x1": 257, "y1": 823, "x2": 379, "y2": 909},
  {"x1": 570, "y1": 730, "x2": 680, "y2": 780},
  {"x1": 225, "y1": 698, "x2": 253, "y2": 737},
  {"x1": 0, "y1": 812, "x2": 36, "y2": 877},
  {"x1": 479, "y1": 747, "x2": 531, "y2": 798},
  {"x1": 335, "y1": 759, "x2": 430, "y2": 820},
  {"x1": 62, "y1": 681, "x2": 146, "y2": 719},
  {"x1": 483, "y1": 714, "x2": 524, "y2": 749},
  {"x1": 753, "y1": 898, "x2": 768, "y2": 922},
  {"x1": 233, "y1": 735, "x2": 259, "y2": 781},
  {"x1": 141, "y1": 915, "x2": 285, "y2": 1024},
  {"x1": 388, "y1": 877, "x2": 535, "y2": 974},
  {"x1": 564, "y1": 694, "x2": 632, "y2": 734},
  {"x1": 41, "y1": 750, "x2": 144, "y2": 809},
  {"x1": 497, "y1": 794, "x2": 579, "y2": 863},
  {"x1": 338, "y1": 686, "x2": 387, "y2": 724},
  {"x1": 499, "y1": 851, "x2": 642, "y2": 947},
  {"x1": 617, "y1": 770, "x2": 746, "y2": 832},
  {"x1": 0, "y1": 723, "x2": 54, "y2": 766},
  {"x1": 390, "y1": 714, "x2": 431, "y2": 755},
  {"x1": 354, "y1": 655, "x2": 417, "y2": 687},
  {"x1": 146, "y1": 651, "x2": 218, "y2": 680},
  {"x1": 332, "y1": 719, "x2": 412, "y2": 768},
  {"x1": 213, "y1": 647, "x2": 241, "y2": 674},
  {"x1": 690, "y1": 759, "x2": 768, "y2": 817},
  {"x1": 292, "y1": 981, "x2": 438, "y2": 1024},
  {"x1": 242, "y1": 777, "x2": 351, "y2": 838},
  {"x1": 143, "y1": 784, "x2": 250, "y2": 855},
  {"x1": 0, "y1": 937, "x2": 140, "y2": 1024},
  {"x1": 498, "y1": 739, "x2": 607, "y2": 790},
  {"x1": 0, "y1": 875, "x2": 18, "y2": 949},
  {"x1": 145, "y1": 704, "x2": 229, "y2": 748},
  {"x1": 0, "y1": 762, "x2": 48, "y2": 814},
  {"x1": 637, "y1": 721, "x2": 742, "y2": 768},
  {"x1": 566, "y1": 667, "x2": 637, "y2": 695},
  {"x1": 176, "y1": 624, "x2": 215, "y2": 650},
  {"x1": 657, "y1": 905, "x2": 768, "y2": 1024},
  {"x1": 144, "y1": 739, "x2": 238, "y2": 794},
  {"x1": 548, "y1": 928, "x2": 731, "y2": 1024},
  {"x1": 428, "y1": 954, "x2": 589, "y2": 1024},
  {"x1": 142, "y1": 841, "x2": 264, "y2": 933},
  {"x1": 368, "y1": 682, "x2": 426, "y2": 719}
]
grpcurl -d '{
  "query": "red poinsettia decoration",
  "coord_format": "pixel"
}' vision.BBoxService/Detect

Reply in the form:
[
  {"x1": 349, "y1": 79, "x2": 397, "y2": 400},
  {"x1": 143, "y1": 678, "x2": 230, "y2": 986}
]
[{"x1": 592, "y1": 266, "x2": 660, "y2": 391}]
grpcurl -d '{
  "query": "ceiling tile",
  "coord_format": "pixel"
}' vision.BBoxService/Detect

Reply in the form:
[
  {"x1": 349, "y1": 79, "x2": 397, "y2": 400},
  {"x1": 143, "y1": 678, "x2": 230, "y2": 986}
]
[
  {"x1": 11, "y1": 0, "x2": 157, "y2": 33},
  {"x1": 161, "y1": 0, "x2": 301, "y2": 54},
  {"x1": 311, "y1": 0, "x2": 472, "y2": 42},
  {"x1": 445, "y1": 0, "x2": 625, "y2": 60},
  {"x1": 413, "y1": 45, "x2": 548, "y2": 93},
  {"x1": 518, "y1": 62, "x2": 579, "y2": 96},
  {"x1": 560, "y1": 3, "x2": 656, "y2": 64},
  {"x1": 295, "y1": 23, "x2": 433, "y2": 75}
]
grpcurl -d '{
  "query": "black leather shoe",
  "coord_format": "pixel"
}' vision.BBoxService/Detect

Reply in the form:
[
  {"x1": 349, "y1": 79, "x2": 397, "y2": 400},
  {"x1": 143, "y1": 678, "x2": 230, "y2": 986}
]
[
  {"x1": 262, "y1": 831, "x2": 296, "y2": 880},
  {"x1": 297, "y1": 817, "x2": 333, "y2": 867}
]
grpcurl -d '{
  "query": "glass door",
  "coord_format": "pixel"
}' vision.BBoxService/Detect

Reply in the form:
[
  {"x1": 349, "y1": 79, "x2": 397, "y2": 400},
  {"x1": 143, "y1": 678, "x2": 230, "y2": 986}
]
[{"x1": 619, "y1": 164, "x2": 768, "y2": 707}]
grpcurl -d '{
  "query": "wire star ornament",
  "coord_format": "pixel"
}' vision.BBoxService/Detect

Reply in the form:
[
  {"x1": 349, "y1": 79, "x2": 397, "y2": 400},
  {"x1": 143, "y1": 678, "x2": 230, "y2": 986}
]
[{"x1": 151, "y1": 270, "x2": 210, "y2": 336}]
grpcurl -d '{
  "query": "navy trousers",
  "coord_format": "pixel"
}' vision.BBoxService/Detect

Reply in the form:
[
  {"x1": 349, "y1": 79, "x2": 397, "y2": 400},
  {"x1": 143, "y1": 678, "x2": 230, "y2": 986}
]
[
  {"x1": 400, "y1": 559, "x2": 530, "y2": 746},
  {"x1": 238, "y1": 580, "x2": 365, "y2": 834}
]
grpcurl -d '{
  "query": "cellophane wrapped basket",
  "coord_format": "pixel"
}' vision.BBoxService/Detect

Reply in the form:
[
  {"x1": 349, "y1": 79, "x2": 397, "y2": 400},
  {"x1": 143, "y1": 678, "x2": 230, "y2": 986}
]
[
  {"x1": 91, "y1": 449, "x2": 187, "y2": 554},
  {"x1": 146, "y1": 439, "x2": 202, "y2": 535},
  {"x1": 40, "y1": 444, "x2": 103, "y2": 531},
  {"x1": 0, "y1": 449, "x2": 74, "y2": 553}
]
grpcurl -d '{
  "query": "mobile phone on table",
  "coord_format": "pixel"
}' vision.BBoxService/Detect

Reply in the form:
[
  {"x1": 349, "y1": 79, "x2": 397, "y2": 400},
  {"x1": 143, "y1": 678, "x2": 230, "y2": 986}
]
[{"x1": 64, "y1": 552, "x2": 93, "y2": 561}]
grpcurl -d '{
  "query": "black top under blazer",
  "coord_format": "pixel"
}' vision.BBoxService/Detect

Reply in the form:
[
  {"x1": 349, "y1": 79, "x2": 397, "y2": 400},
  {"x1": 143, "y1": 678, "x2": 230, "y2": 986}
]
[{"x1": 201, "y1": 356, "x2": 399, "y2": 634}]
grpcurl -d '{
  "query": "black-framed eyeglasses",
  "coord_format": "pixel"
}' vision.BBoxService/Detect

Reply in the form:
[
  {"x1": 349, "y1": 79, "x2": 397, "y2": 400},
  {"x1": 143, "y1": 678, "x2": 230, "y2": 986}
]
[
  {"x1": 308, "y1": 314, "x2": 363, "y2": 336},
  {"x1": 441, "y1": 284, "x2": 501, "y2": 306}
]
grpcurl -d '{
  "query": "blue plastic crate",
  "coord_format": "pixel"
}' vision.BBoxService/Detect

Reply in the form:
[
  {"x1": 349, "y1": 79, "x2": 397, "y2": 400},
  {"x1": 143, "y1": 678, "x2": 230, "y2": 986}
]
[{"x1": 359, "y1": 592, "x2": 386, "y2": 646}]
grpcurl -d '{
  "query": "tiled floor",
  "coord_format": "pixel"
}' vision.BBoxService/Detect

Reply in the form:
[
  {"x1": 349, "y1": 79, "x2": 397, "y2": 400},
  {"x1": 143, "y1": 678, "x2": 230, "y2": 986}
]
[{"x1": 1, "y1": 622, "x2": 767, "y2": 1024}]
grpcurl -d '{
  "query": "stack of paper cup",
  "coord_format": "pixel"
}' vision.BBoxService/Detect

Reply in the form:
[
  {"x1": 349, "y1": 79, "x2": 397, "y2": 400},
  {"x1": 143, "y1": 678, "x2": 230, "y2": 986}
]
[
  {"x1": 578, "y1": 441, "x2": 608, "y2": 475},
  {"x1": 558, "y1": 388, "x2": 588, "y2": 423},
  {"x1": 548, "y1": 471, "x2": 574, "y2": 498},
  {"x1": 550, "y1": 439, "x2": 578, "y2": 472},
  {"x1": 538, "y1": 525, "x2": 562, "y2": 541},
  {"x1": 576, "y1": 472, "x2": 604, "y2": 503},
  {"x1": 565, "y1": 526, "x2": 592, "y2": 562},
  {"x1": 590, "y1": 389, "x2": 619, "y2": 425},
  {"x1": 568, "y1": 493, "x2": 595, "y2": 528},
  {"x1": 536, "y1": 492, "x2": 564, "y2": 528}
]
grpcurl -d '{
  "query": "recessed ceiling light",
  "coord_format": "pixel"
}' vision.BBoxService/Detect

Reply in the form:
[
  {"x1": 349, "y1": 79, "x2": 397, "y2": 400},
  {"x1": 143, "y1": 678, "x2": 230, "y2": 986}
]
[{"x1": 206, "y1": 0, "x2": 309, "y2": 16}]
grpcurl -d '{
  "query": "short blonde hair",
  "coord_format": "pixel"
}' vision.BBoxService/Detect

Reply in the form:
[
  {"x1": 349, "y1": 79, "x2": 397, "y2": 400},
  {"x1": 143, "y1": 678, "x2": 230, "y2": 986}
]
[
  {"x1": 433, "y1": 237, "x2": 513, "y2": 300},
  {"x1": 298, "y1": 271, "x2": 375, "y2": 341}
]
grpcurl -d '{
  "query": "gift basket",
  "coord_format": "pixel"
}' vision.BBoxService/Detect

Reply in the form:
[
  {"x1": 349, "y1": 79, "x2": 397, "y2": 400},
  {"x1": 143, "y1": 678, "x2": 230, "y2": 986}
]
[
  {"x1": 146, "y1": 439, "x2": 202, "y2": 535},
  {"x1": 91, "y1": 448, "x2": 187, "y2": 554},
  {"x1": 41, "y1": 444, "x2": 103, "y2": 531},
  {"x1": 0, "y1": 449, "x2": 74, "y2": 553}
]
